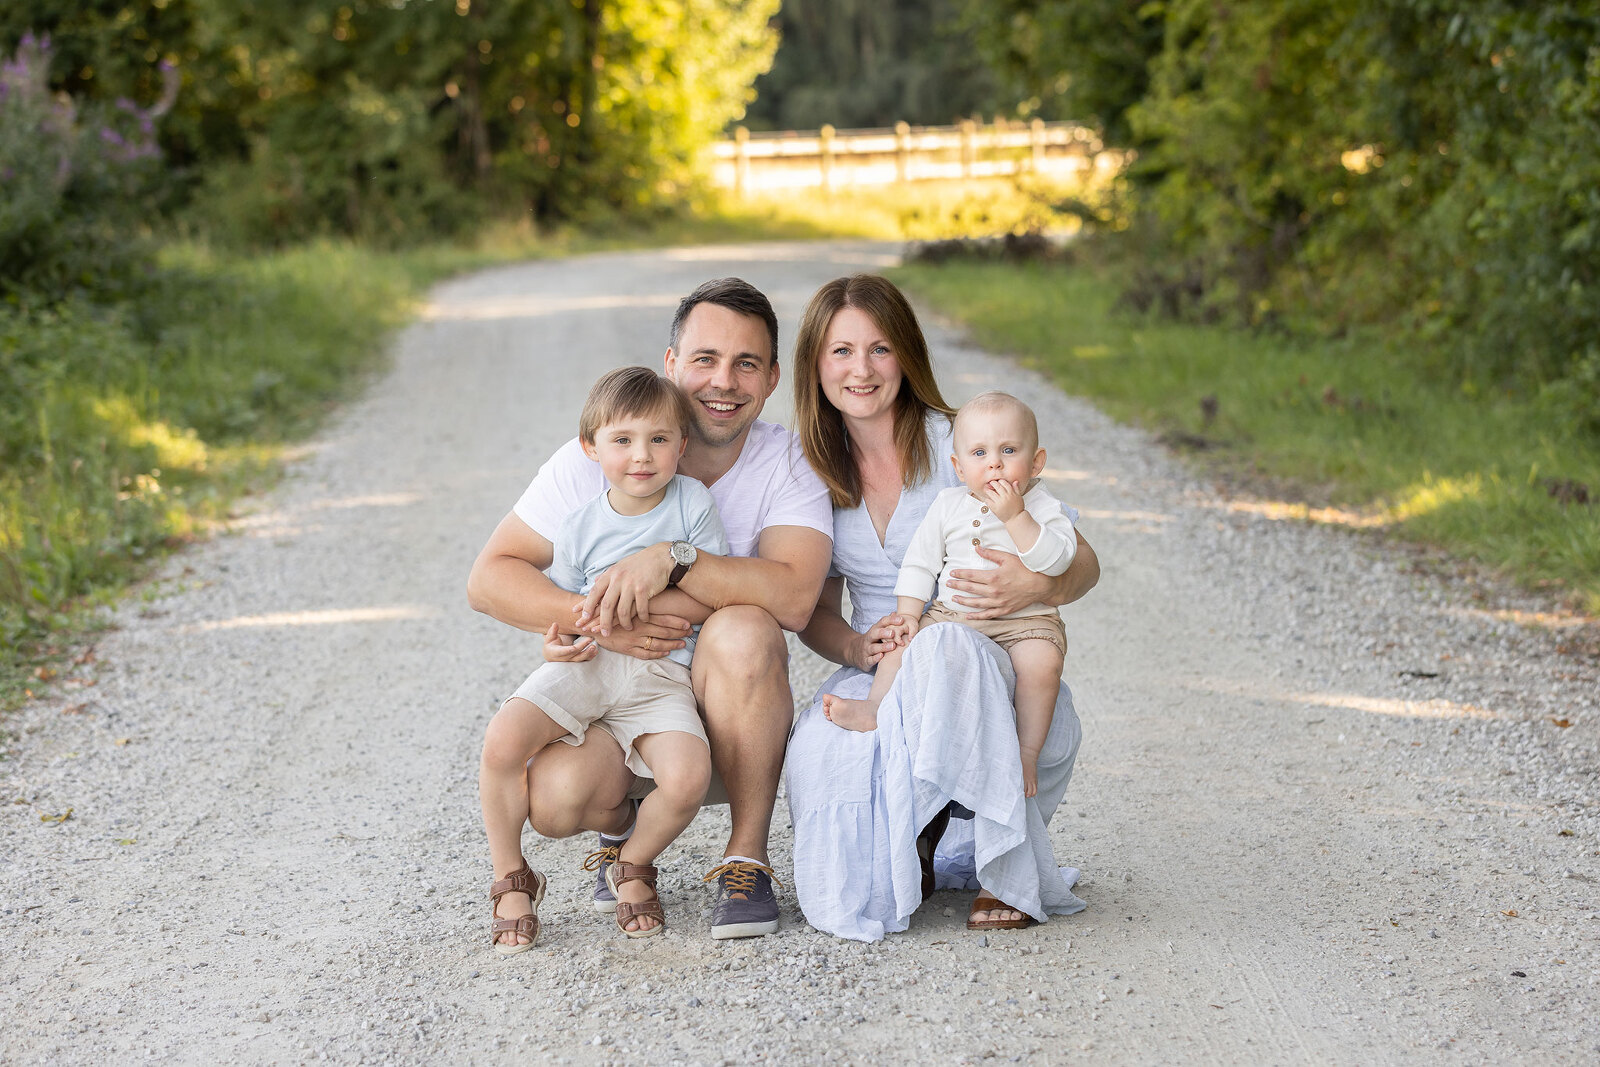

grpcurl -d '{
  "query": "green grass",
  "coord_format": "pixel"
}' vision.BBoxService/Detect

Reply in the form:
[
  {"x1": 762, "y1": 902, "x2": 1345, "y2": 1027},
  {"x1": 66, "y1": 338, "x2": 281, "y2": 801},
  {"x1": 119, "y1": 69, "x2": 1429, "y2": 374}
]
[
  {"x1": 892, "y1": 258, "x2": 1600, "y2": 614},
  {"x1": 0, "y1": 208, "x2": 845, "y2": 709}
]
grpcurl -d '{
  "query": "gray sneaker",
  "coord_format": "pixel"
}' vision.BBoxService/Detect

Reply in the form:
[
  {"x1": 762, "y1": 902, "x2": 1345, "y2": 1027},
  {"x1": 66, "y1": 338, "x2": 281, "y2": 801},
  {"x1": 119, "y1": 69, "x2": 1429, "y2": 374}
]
[
  {"x1": 704, "y1": 860, "x2": 781, "y2": 940},
  {"x1": 584, "y1": 841, "x2": 623, "y2": 913},
  {"x1": 586, "y1": 802, "x2": 638, "y2": 913}
]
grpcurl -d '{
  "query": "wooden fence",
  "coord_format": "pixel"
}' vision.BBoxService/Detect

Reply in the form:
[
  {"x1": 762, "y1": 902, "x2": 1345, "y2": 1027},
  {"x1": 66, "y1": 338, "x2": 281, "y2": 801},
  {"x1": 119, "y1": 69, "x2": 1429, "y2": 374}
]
[{"x1": 710, "y1": 119, "x2": 1120, "y2": 195}]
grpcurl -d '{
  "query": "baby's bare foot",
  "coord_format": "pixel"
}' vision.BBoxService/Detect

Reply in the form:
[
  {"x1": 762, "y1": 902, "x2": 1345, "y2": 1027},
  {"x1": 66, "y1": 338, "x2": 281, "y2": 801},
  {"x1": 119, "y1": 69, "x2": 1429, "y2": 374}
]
[{"x1": 823, "y1": 694, "x2": 878, "y2": 732}]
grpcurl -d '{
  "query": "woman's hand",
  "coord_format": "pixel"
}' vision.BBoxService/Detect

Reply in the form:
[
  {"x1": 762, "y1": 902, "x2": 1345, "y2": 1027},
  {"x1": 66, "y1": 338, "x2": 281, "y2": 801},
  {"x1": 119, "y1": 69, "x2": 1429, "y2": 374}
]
[
  {"x1": 847, "y1": 612, "x2": 914, "y2": 671},
  {"x1": 944, "y1": 547, "x2": 1052, "y2": 619},
  {"x1": 541, "y1": 622, "x2": 599, "y2": 663}
]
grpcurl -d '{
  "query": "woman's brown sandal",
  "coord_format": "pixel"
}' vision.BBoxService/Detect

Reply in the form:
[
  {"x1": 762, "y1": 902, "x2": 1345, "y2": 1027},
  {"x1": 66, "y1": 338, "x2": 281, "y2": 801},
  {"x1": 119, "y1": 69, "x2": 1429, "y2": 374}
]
[
  {"x1": 490, "y1": 859, "x2": 547, "y2": 955},
  {"x1": 966, "y1": 892, "x2": 1035, "y2": 931},
  {"x1": 605, "y1": 861, "x2": 666, "y2": 939}
]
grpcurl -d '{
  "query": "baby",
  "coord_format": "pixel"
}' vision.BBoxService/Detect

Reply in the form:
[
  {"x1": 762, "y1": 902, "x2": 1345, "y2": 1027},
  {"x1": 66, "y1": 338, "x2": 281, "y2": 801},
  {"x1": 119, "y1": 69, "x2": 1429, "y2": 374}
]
[
  {"x1": 481, "y1": 366, "x2": 727, "y2": 952},
  {"x1": 824, "y1": 390, "x2": 1076, "y2": 798}
]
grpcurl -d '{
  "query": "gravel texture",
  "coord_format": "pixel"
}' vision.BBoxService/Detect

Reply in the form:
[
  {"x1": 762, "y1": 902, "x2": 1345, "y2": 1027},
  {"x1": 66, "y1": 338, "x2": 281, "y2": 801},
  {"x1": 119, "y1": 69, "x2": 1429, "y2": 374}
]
[{"x1": 2, "y1": 240, "x2": 1598, "y2": 1065}]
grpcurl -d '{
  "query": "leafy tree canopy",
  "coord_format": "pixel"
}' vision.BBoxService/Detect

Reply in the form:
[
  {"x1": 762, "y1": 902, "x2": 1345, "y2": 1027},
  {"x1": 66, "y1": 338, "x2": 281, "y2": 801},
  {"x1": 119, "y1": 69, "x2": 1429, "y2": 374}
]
[{"x1": 744, "y1": 0, "x2": 999, "y2": 130}]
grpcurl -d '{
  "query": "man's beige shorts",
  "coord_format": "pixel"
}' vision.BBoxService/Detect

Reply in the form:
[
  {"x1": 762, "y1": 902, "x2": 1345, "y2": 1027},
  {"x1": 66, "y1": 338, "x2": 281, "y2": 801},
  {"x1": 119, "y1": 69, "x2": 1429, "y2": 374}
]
[
  {"x1": 506, "y1": 649, "x2": 707, "y2": 781},
  {"x1": 921, "y1": 601, "x2": 1068, "y2": 656}
]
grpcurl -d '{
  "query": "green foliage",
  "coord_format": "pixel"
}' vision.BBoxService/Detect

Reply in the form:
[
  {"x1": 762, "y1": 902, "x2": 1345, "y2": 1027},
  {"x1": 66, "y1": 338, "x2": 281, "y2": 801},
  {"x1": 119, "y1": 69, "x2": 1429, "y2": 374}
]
[
  {"x1": 0, "y1": 34, "x2": 168, "y2": 299},
  {"x1": 959, "y1": 0, "x2": 1600, "y2": 437},
  {"x1": 6, "y1": 1, "x2": 780, "y2": 244},
  {"x1": 744, "y1": 0, "x2": 999, "y2": 130},
  {"x1": 0, "y1": 242, "x2": 417, "y2": 688},
  {"x1": 894, "y1": 259, "x2": 1600, "y2": 611},
  {"x1": 957, "y1": 0, "x2": 1163, "y2": 142},
  {"x1": 177, "y1": 0, "x2": 779, "y2": 242}
]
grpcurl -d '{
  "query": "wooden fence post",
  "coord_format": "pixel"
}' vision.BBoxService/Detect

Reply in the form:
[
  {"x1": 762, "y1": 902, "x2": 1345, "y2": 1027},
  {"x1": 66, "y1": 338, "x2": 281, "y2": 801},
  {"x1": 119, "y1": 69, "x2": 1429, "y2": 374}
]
[
  {"x1": 895, "y1": 121, "x2": 910, "y2": 183},
  {"x1": 820, "y1": 124, "x2": 835, "y2": 193},
  {"x1": 960, "y1": 119, "x2": 976, "y2": 179},
  {"x1": 734, "y1": 125, "x2": 750, "y2": 197}
]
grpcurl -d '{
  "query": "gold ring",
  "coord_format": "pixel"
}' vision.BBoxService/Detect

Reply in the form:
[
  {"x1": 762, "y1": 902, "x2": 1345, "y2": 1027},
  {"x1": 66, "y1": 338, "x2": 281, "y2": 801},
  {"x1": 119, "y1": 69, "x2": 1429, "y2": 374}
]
[{"x1": 644, "y1": 636, "x2": 653, "y2": 650}]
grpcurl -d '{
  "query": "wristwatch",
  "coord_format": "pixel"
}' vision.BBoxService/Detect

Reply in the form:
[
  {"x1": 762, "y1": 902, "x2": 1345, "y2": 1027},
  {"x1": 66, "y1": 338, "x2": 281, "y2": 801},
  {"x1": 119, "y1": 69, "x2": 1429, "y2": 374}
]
[{"x1": 667, "y1": 540, "x2": 698, "y2": 587}]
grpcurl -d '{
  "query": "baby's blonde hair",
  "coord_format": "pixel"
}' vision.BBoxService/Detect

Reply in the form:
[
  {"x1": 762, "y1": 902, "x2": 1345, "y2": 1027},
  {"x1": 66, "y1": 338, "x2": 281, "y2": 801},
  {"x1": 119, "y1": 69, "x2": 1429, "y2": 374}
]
[{"x1": 954, "y1": 390, "x2": 1039, "y2": 451}]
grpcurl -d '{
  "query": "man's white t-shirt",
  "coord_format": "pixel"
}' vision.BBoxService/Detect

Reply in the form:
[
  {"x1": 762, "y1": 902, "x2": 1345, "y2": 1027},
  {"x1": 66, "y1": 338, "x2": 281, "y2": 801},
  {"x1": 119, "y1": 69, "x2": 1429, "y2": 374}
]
[{"x1": 515, "y1": 419, "x2": 832, "y2": 560}]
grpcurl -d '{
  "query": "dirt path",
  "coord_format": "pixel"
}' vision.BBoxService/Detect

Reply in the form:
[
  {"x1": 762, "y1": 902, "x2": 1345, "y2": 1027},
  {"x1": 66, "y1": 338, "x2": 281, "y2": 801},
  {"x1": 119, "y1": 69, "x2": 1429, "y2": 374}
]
[{"x1": 3, "y1": 241, "x2": 1597, "y2": 1065}]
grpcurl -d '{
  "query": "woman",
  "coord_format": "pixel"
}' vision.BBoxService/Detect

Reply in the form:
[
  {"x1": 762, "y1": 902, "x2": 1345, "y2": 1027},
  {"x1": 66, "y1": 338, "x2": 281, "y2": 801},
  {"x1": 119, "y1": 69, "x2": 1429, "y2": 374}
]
[{"x1": 785, "y1": 274, "x2": 1098, "y2": 942}]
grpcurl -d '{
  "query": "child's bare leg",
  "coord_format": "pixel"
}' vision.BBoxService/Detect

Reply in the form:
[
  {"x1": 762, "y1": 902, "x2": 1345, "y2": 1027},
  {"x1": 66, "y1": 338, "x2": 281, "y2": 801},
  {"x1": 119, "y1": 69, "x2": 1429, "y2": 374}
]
[
  {"x1": 1009, "y1": 639, "x2": 1065, "y2": 799},
  {"x1": 823, "y1": 643, "x2": 906, "y2": 732},
  {"x1": 614, "y1": 731, "x2": 712, "y2": 933},
  {"x1": 480, "y1": 697, "x2": 569, "y2": 946}
]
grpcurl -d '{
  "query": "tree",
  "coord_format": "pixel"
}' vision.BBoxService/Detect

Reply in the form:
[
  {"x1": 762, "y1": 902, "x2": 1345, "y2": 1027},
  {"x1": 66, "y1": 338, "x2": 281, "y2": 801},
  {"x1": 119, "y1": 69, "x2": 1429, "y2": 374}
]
[{"x1": 744, "y1": 0, "x2": 999, "y2": 130}]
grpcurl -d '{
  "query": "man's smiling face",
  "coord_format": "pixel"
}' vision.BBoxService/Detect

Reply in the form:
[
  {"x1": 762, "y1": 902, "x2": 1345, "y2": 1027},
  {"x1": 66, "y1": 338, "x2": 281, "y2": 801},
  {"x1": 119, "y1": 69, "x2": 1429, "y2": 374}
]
[{"x1": 664, "y1": 302, "x2": 780, "y2": 449}]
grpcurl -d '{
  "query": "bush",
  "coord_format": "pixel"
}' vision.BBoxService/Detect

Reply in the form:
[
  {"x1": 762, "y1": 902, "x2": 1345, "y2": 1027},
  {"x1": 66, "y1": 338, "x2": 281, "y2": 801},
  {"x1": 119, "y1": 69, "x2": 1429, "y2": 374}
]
[{"x1": 0, "y1": 34, "x2": 172, "y2": 300}]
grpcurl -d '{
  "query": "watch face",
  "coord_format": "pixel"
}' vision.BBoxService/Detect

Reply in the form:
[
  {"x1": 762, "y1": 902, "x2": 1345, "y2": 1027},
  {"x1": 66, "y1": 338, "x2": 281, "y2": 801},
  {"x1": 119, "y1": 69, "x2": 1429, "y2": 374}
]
[{"x1": 672, "y1": 541, "x2": 697, "y2": 565}]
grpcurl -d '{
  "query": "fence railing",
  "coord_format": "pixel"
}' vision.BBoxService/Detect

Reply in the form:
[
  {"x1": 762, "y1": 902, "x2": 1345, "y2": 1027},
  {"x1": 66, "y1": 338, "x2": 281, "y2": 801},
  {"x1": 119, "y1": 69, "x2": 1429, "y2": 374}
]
[{"x1": 710, "y1": 119, "x2": 1120, "y2": 195}]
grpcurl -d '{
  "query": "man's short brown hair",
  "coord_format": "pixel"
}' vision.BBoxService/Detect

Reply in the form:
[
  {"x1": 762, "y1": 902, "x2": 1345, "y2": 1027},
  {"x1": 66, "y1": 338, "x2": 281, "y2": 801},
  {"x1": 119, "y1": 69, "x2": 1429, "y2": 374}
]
[
  {"x1": 668, "y1": 277, "x2": 779, "y2": 366},
  {"x1": 578, "y1": 366, "x2": 696, "y2": 444}
]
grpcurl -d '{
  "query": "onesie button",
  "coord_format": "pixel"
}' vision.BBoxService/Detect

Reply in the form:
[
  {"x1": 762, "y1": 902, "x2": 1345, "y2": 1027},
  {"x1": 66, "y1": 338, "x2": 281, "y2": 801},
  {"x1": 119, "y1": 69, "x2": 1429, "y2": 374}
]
[
  {"x1": 980, "y1": 506, "x2": 989, "y2": 513},
  {"x1": 972, "y1": 519, "x2": 981, "y2": 527},
  {"x1": 971, "y1": 537, "x2": 981, "y2": 545}
]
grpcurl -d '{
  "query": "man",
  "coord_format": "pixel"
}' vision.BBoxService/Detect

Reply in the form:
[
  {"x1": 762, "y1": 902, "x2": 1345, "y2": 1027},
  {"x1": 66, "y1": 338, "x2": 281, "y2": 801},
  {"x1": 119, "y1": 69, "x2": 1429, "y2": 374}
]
[{"x1": 467, "y1": 278, "x2": 833, "y2": 939}]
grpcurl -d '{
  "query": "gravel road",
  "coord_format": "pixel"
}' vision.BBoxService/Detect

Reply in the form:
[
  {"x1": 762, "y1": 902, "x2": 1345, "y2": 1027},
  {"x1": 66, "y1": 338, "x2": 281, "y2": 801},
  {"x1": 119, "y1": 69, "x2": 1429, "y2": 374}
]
[{"x1": 3, "y1": 241, "x2": 1598, "y2": 1065}]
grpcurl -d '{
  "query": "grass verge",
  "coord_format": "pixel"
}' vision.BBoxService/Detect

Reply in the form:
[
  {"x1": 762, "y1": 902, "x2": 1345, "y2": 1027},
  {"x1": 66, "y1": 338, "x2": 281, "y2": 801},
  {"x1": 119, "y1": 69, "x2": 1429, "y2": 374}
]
[
  {"x1": 892, "y1": 258, "x2": 1600, "y2": 614},
  {"x1": 0, "y1": 208, "x2": 851, "y2": 709}
]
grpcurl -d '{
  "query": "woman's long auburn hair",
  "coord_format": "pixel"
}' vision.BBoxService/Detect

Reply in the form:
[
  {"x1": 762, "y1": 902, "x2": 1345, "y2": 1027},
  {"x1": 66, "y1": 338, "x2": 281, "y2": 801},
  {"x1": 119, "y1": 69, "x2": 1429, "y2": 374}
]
[{"x1": 793, "y1": 275, "x2": 955, "y2": 508}]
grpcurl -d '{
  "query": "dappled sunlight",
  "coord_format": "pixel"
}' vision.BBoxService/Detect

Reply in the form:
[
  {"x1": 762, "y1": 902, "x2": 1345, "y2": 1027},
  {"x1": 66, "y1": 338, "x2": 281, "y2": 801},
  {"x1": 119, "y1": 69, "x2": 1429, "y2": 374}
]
[
  {"x1": 91, "y1": 397, "x2": 209, "y2": 473},
  {"x1": 228, "y1": 493, "x2": 424, "y2": 539},
  {"x1": 1040, "y1": 467, "x2": 1096, "y2": 481},
  {"x1": 1077, "y1": 507, "x2": 1173, "y2": 524},
  {"x1": 1196, "y1": 678, "x2": 1506, "y2": 721},
  {"x1": 305, "y1": 492, "x2": 421, "y2": 511},
  {"x1": 1217, "y1": 475, "x2": 1484, "y2": 532},
  {"x1": 1071, "y1": 344, "x2": 1116, "y2": 360},
  {"x1": 1391, "y1": 474, "x2": 1482, "y2": 521},
  {"x1": 226, "y1": 493, "x2": 420, "y2": 540},
  {"x1": 1293, "y1": 691, "x2": 1504, "y2": 722},
  {"x1": 178, "y1": 605, "x2": 437, "y2": 632},
  {"x1": 661, "y1": 243, "x2": 900, "y2": 268},
  {"x1": 1442, "y1": 605, "x2": 1595, "y2": 630},
  {"x1": 1220, "y1": 498, "x2": 1390, "y2": 529},
  {"x1": 421, "y1": 292, "x2": 679, "y2": 323}
]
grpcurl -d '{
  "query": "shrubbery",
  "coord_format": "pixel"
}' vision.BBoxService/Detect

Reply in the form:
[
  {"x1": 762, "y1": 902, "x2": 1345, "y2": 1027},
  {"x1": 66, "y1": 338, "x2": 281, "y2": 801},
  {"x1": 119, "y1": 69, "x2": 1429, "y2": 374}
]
[
  {"x1": 0, "y1": 34, "x2": 171, "y2": 300},
  {"x1": 963, "y1": 0, "x2": 1600, "y2": 434}
]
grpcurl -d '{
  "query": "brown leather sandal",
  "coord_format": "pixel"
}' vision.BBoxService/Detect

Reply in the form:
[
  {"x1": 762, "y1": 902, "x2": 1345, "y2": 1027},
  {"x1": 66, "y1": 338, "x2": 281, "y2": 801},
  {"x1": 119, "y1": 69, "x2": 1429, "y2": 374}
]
[
  {"x1": 966, "y1": 893, "x2": 1035, "y2": 931},
  {"x1": 605, "y1": 861, "x2": 665, "y2": 939},
  {"x1": 490, "y1": 859, "x2": 547, "y2": 955}
]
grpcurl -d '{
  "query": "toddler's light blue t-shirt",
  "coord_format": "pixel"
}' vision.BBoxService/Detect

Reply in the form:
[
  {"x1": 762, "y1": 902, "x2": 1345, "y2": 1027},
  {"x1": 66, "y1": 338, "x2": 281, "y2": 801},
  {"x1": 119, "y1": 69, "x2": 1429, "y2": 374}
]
[{"x1": 547, "y1": 474, "x2": 728, "y2": 668}]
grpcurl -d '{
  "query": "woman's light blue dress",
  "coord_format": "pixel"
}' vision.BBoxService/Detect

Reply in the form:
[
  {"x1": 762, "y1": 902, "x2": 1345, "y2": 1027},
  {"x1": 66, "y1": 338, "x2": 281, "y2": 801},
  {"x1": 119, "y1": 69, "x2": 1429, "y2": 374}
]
[{"x1": 785, "y1": 418, "x2": 1086, "y2": 942}]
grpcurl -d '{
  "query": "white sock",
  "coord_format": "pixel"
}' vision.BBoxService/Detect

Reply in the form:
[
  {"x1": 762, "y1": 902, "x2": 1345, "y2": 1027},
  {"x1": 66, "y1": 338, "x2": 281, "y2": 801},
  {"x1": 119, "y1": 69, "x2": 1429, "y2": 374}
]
[{"x1": 722, "y1": 854, "x2": 766, "y2": 867}]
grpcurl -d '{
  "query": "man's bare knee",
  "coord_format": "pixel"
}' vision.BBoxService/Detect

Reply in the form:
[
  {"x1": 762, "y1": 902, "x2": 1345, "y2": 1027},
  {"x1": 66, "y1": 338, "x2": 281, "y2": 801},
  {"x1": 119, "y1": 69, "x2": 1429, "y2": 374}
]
[
  {"x1": 526, "y1": 781, "x2": 585, "y2": 839},
  {"x1": 695, "y1": 606, "x2": 788, "y2": 690},
  {"x1": 525, "y1": 748, "x2": 621, "y2": 838}
]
